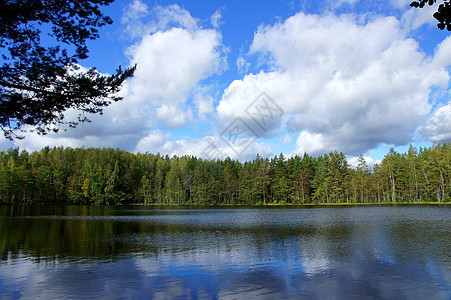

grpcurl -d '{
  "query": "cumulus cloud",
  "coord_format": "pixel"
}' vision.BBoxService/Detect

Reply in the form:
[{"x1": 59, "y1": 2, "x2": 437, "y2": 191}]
[
  {"x1": 119, "y1": 4, "x2": 226, "y2": 143},
  {"x1": 431, "y1": 35, "x2": 451, "y2": 68},
  {"x1": 126, "y1": 27, "x2": 223, "y2": 105},
  {"x1": 294, "y1": 131, "x2": 328, "y2": 156},
  {"x1": 217, "y1": 12, "x2": 451, "y2": 156},
  {"x1": 421, "y1": 102, "x2": 451, "y2": 143},
  {"x1": 156, "y1": 104, "x2": 192, "y2": 129}
]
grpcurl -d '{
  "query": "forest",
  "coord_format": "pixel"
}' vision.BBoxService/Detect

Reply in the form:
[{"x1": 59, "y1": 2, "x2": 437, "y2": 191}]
[{"x1": 0, "y1": 143, "x2": 449, "y2": 205}]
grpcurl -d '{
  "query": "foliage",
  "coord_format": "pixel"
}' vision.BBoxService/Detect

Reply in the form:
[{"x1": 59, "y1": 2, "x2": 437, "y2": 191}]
[
  {"x1": 411, "y1": 0, "x2": 451, "y2": 30},
  {"x1": 0, "y1": 143, "x2": 450, "y2": 205},
  {"x1": 0, "y1": 0, "x2": 135, "y2": 139}
]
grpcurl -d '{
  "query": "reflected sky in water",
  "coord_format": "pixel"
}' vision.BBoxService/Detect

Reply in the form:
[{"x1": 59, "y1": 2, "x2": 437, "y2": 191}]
[{"x1": 0, "y1": 205, "x2": 450, "y2": 299}]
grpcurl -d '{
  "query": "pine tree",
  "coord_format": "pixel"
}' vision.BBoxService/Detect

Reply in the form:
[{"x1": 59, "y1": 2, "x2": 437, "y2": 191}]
[{"x1": 0, "y1": 0, "x2": 135, "y2": 138}]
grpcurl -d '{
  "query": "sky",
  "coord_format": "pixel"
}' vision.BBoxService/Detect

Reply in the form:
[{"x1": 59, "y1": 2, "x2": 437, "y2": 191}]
[{"x1": 1, "y1": 0, "x2": 451, "y2": 166}]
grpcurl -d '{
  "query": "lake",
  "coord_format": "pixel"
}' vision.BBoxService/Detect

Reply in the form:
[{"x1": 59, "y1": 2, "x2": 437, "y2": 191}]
[{"x1": 0, "y1": 205, "x2": 449, "y2": 299}]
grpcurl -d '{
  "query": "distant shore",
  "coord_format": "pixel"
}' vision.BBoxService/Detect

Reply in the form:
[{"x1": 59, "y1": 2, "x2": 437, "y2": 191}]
[{"x1": 2, "y1": 202, "x2": 449, "y2": 207}]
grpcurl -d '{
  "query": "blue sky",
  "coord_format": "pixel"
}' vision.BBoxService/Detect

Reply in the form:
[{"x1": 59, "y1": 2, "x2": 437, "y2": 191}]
[{"x1": 2, "y1": 0, "x2": 451, "y2": 166}]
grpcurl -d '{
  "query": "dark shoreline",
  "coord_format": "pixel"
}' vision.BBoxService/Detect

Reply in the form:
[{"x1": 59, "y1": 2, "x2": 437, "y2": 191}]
[{"x1": 1, "y1": 202, "x2": 449, "y2": 208}]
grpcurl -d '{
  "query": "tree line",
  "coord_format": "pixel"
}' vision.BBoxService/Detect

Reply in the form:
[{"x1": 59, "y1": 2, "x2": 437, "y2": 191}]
[{"x1": 0, "y1": 143, "x2": 449, "y2": 205}]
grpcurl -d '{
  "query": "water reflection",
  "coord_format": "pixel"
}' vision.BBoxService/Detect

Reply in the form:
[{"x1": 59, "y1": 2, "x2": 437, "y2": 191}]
[{"x1": 0, "y1": 205, "x2": 450, "y2": 299}]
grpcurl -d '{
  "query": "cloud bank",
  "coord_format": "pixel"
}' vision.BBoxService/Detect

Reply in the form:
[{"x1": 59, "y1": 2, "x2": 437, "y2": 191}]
[{"x1": 218, "y1": 12, "x2": 451, "y2": 156}]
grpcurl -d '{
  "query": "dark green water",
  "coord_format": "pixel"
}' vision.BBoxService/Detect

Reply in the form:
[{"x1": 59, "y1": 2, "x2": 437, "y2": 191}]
[{"x1": 0, "y1": 205, "x2": 449, "y2": 299}]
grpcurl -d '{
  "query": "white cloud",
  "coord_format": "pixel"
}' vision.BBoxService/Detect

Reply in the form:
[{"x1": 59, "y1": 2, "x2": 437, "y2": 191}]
[
  {"x1": 8, "y1": 124, "x2": 144, "y2": 153},
  {"x1": 432, "y1": 36, "x2": 451, "y2": 68},
  {"x1": 127, "y1": 27, "x2": 224, "y2": 106},
  {"x1": 192, "y1": 86, "x2": 216, "y2": 120},
  {"x1": 122, "y1": 3, "x2": 226, "y2": 119},
  {"x1": 155, "y1": 4, "x2": 199, "y2": 32},
  {"x1": 421, "y1": 101, "x2": 451, "y2": 143},
  {"x1": 122, "y1": 0, "x2": 149, "y2": 39},
  {"x1": 331, "y1": 0, "x2": 360, "y2": 9},
  {"x1": 218, "y1": 12, "x2": 451, "y2": 156},
  {"x1": 122, "y1": 18, "x2": 225, "y2": 136},
  {"x1": 217, "y1": 71, "x2": 293, "y2": 137},
  {"x1": 236, "y1": 56, "x2": 250, "y2": 75},
  {"x1": 211, "y1": 8, "x2": 224, "y2": 28},
  {"x1": 122, "y1": 0, "x2": 148, "y2": 21},
  {"x1": 134, "y1": 129, "x2": 167, "y2": 153},
  {"x1": 294, "y1": 131, "x2": 327, "y2": 156},
  {"x1": 156, "y1": 104, "x2": 191, "y2": 129},
  {"x1": 282, "y1": 134, "x2": 292, "y2": 144}
]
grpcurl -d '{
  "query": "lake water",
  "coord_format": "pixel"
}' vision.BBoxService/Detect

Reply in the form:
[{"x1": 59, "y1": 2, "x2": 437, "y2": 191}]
[{"x1": 0, "y1": 205, "x2": 449, "y2": 299}]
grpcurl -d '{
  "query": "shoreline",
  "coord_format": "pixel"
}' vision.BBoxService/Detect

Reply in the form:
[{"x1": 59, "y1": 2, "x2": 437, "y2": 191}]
[{"x1": 1, "y1": 202, "x2": 449, "y2": 207}]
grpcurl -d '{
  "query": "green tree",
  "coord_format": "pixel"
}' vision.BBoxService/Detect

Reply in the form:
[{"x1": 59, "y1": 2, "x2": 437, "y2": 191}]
[
  {"x1": 372, "y1": 163, "x2": 384, "y2": 202},
  {"x1": 104, "y1": 161, "x2": 124, "y2": 204},
  {"x1": 406, "y1": 145, "x2": 420, "y2": 202},
  {"x1": 192, "y1": 159, "x2": 207, "y2": 204},
  {"x1": 356, "y1": 154, "x2": 369, "y2": 202},
  {"x1": 0, "y1": 144, "x2": 449, "y2": 205},
  {"x1": 297, "y1": 154, "x2": 314, "y2": 203},
  {"x1": 254, "y1": 155, "x2": 270, "y2": 204},
  {"x1": 239, "y1": 161, "x2": 253, "y2": 204},
  {"x1": 428, "y1": 143, "x2": 450, "y2": 202},
  {"x1": 165, "y1": 156, "x2": 183, "y2": 204},
  {"x1": 380, "y1": 148, "x2": 410, "y2": 202}
]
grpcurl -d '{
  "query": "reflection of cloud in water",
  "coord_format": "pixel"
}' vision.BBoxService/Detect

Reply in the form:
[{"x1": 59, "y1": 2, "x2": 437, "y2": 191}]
[
  {"x1": 1, "y1": 255, "x2": 449, "y2": 299},
  {"x1": 301, "y1": 257, "x2": 330, "y2": 276}
]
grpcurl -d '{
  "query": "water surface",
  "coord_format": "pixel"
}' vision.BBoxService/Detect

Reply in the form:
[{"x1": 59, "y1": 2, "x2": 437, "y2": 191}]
[{"x1": 0, "y1": 205, "x2": 449, "y2": 299}]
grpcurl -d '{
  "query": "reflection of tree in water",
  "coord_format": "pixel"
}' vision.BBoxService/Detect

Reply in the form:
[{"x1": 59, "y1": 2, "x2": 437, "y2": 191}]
[{"x1": 0, "y1": 206, "x2": 449, "y2": 266}]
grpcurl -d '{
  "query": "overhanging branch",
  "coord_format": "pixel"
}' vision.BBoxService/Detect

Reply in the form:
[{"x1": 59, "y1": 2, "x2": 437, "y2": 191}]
[{"x1": 0, "y1": 80, "x2": 66, "y2": 98}]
